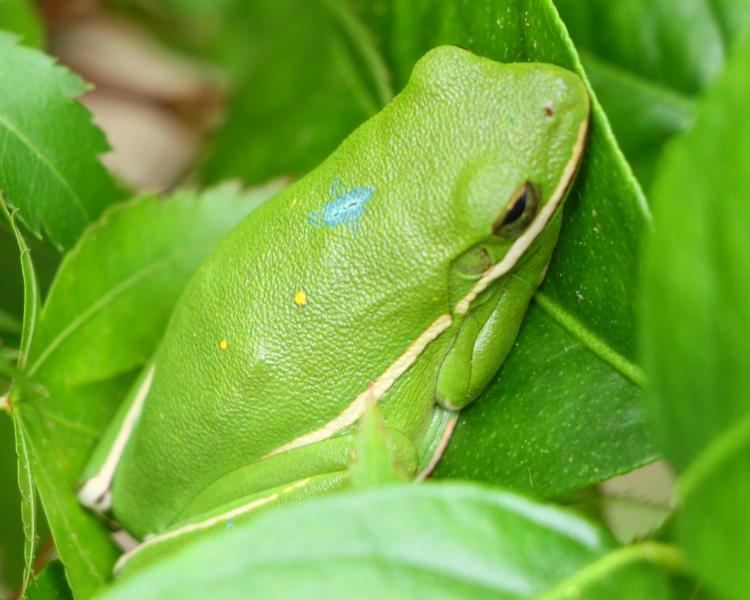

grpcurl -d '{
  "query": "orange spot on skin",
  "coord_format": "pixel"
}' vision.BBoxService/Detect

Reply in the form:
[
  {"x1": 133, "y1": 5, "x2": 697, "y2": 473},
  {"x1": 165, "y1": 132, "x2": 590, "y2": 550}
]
[
  {"x1": 219, "y1": 339, "x2": 228, "y2": 350},
  {"x1": 294, "y1": 290, "x2": 307, "y2": 306}
]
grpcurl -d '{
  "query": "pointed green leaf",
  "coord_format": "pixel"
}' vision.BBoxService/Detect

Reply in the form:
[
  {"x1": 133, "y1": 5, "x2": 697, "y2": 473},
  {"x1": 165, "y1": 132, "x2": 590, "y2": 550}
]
[
  {"x1": 1, "y1": 194, "x2": 40, "y2": 599},
  {"x1": 0, "y1": 32, "x2": 125, "y2": 250},
  {"x1": 350, "y1": 396, "x2": 408, "y2": 488}
]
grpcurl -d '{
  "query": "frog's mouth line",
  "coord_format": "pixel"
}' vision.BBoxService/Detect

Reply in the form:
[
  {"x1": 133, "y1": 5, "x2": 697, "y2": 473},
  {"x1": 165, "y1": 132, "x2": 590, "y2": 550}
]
[{"x1": 453, "y1": 115, "x2": 590, "y2": 316}]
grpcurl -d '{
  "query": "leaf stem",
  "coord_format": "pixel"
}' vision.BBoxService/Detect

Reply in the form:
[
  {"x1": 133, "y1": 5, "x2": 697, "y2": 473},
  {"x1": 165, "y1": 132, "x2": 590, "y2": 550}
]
[
  {"x1": 678, "y1": 409, "x2": 750, "y2": 500},
  {"x1": 535, "y1": 542, "x2": 687, "y2": 599}
]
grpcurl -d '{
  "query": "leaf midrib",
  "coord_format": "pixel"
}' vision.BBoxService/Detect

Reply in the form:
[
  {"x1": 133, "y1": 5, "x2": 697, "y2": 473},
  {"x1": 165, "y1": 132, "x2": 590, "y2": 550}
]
[
  {"x1": 0, "y1": 113, "x2": 90, "y2": 225},
  {"x1": 534, "y1": 291, "x2": 645, "y2": 387},
  {"x1": 26, "y1": 244, "x2": 199, "y2": 377}
]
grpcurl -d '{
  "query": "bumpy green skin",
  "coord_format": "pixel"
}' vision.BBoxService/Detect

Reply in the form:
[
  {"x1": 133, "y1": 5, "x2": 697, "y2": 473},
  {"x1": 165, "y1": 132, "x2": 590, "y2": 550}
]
[{"x1": 96, "y1": 46, "x2": 588, "y2": 542}]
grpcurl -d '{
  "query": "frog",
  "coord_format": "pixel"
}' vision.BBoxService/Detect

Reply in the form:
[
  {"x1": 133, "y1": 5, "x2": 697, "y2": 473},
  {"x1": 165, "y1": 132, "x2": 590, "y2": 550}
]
[{"x1": 78, "y1": 45, "x2": 589, "y2": 574}]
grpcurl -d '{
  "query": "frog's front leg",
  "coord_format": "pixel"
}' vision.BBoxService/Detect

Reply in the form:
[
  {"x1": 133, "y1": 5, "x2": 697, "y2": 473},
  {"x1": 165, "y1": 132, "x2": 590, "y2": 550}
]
[
  {"x1": 436, "y1": 214, "x2": 563, "y2": 410},
  {"x1": 112, "y1": 427, "x2": 418, "y2": 576}
]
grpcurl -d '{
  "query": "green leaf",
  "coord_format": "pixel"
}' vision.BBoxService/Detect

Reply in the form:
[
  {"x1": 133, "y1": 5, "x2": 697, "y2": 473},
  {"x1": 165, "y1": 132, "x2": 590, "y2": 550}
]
[
  {"x1": 359, "y1": 0, "x2": 658, "y2": 495},
  {"x1": 349, "y1": 395, "x2": 409, "y2": 488},
  {"x1": 0, "y1": 0, "x2": 44, "y2": 47},
  {"x1": 199, "y1": 0, "x2": 391, "y2": 185},
  {"x1": 27, "y1": 561, "x2": 73, "y2": 600},
  {"x1": 13, "y1": 407, "x2": 37, "y2": 600},
  {"x1": 641, "y1": 29, "x2": 750, "y2": 600},
  {"x1": 14, "y1": 181, "x2": 283, "y2": 597},
  {"x1": 0, "y1": 224, "x2": 60, "y2": 342},
  {"x1": 1, "y1": 194, "x2": 41, "y2": 599},
  {"x1": 97, "y1": 483, "x2": 671, "y2": 600},
  {"x1": 554, "y1": 0, "x2": 750, "y2": 186},
  {"x1": 0, "y1": 196, "x2": 40, "y2": 372},
  {"x1": 0, "y1": 32, "x2": 125, "y2": 250}
]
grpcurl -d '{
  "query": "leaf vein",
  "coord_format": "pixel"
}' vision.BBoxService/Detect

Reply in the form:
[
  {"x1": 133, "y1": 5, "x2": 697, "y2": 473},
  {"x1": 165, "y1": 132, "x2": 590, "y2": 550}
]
[
  {"x1": 534, "y1": 292, "x2": 645, "y2": 387},
  {"x1": 27, "y1": 246, "x2": 195, "y2": 376},
  {"x1": 0, "y1": 114, "x2": 91, "y2": 222}
]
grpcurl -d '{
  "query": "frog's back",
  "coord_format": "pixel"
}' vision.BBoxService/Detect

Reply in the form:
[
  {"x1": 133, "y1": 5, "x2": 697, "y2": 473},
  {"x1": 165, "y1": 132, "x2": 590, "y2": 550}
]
[{"x1": 111, "y1": 46, "x2": 589, "y2": 536}]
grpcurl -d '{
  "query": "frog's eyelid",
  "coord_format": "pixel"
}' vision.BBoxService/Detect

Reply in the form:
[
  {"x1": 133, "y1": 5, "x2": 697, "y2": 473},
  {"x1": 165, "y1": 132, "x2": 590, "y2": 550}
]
[
  {"x1": 492, "y1": 181, "x2": 538, "y2": 237},
  {"x1": 455, "y1": 115, "x2": 589, "y2": 315}
]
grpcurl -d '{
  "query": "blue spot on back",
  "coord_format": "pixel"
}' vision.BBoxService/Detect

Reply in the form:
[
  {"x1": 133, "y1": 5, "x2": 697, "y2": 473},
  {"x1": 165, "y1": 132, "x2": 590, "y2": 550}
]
[{"x1": 307, "y1": 178, "x2": 375, "y2": 232}]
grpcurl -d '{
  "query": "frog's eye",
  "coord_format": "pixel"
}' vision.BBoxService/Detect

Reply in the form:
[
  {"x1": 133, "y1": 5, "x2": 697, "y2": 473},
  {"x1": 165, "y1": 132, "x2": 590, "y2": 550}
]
[{"x1": 492, "y1": 181, "x2": 539, "y2": 238}]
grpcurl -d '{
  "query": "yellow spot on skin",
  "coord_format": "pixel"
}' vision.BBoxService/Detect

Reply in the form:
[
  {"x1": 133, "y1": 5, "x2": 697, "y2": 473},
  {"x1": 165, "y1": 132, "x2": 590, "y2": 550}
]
[
  {"x1": 290, "y1": 197, "x2": 298, "y2": 208},
  {"x1": 219, "y1": 339, "x2": 228, "y2": 350},
  {"x1": 294, "y1": 290, "x2": 307, "y2": 306},
  {"x1": 433, "y1": 296, "x2": 439, "y2": 302}
]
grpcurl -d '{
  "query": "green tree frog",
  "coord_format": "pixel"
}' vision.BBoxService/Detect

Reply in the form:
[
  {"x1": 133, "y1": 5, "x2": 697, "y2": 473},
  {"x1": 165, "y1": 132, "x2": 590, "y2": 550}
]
[{"x1": 79, "y1": 46, "x2": 589, "y2": 573}]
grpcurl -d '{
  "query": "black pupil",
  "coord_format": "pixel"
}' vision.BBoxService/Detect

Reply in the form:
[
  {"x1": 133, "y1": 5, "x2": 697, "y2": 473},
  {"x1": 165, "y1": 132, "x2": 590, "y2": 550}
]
[{"x1": 501, "y1": 189, "x2": 527, "y2": 225}]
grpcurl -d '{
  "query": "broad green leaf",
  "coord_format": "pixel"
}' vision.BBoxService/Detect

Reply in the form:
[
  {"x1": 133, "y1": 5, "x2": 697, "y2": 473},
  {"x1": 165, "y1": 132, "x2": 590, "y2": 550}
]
[
  {"x1": 0, "y1": 0, "x2": 44, "y2": 47},
  {"x1": 437, "y1": 309, "x2": 652, "y2": 496},
  {"x1": 0, "y1": 32, "x2": 125, "y2": 250},
  {"x1": 28, "y1": 561, "x2": 73, "y2": 600},
  {"x1": 14, "y1": 181, "x2": 283, "y2": 597},
  {"x1": 554, "y1": 0, "x2": 750, "y2": 186},
  {"x1": 641, "y1": 29, "x2": 750, "y2": 600},
  {"x1": 97, "y1": 483, "x2": 670, "y2": 600},
  {"x1": 356, "y1": 0, "x2": 658, "y2": 494}
]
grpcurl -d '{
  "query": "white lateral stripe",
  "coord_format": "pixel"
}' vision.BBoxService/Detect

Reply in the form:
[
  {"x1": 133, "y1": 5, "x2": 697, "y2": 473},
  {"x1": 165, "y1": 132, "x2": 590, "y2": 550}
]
[
  {"x1": 265, "y1": 313, "x2": 453, "y2": 459},
  {"x1": 78, "y1": 365, "x2": 155, "y2": 510},
  {"x1": 114, "y1": 490, "x2": 284, "y2": 575},
  {"x1": 454, "y1": 118, "x2": 589, "y2": 315},
  {"x1": 416, "y1": 414, "x2": 458, "y2": 481}
]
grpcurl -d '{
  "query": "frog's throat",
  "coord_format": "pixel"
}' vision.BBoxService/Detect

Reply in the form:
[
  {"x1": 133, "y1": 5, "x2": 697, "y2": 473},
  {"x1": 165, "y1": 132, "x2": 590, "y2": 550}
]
[
  {"x1": 78, "y1": 365, "x2": 156, "y2": 511},
  {"x1": 455, "y1": 116, "x2": 589, "y2": 316},
  {"x1": 263, "y1": 314, "x2": 454, "y2": 459}
]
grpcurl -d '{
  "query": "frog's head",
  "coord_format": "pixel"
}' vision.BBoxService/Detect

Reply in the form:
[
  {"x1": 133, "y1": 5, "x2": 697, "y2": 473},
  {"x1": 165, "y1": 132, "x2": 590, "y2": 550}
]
[{"x1": 406, "y1": 45, "x2": 590, "y2": 311}]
